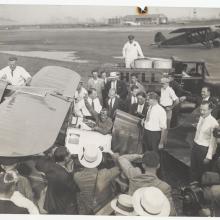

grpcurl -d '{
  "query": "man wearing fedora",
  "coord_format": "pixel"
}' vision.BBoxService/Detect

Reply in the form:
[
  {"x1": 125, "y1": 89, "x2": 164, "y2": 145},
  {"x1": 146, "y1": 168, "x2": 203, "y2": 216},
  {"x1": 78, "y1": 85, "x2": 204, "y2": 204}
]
[
  {"x1": 104, "y1": 71, "x2": 128, "y2": 100},
  {"x1": 122, "y1": 35, "x2": 144, "y2": 68},
  {"x1": 74, "y1": 147, "x2": 120, "y2": 215},
  {"x1": 111, "y1": 194, "x2": 137, "y2": 216},
  {"x1": 118, "y1": 151, "x2": 176, "y2": 215},
  {"x1": 132, "y1": 186, "x2": 171, "y2": 216}
]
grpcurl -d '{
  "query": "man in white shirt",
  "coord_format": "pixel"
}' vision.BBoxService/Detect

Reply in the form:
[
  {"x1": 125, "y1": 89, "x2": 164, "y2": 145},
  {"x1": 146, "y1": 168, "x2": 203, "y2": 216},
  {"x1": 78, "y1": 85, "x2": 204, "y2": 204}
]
[
  {"x1": 74, "y1": 81, "x2": 88, "y2": 102},
  {"x1": 0, "y1": 56, "x2": 31, "y2": 86},
  {"x1": 74, "y1": 88, "x2": 102, "y2": 119},
  {"x1": 191, "y1": 101, "x2": 219, "y2": 182},
  {"x1": 130, "y1": 73, "x2": 145, "y2": 93},
  {"x1": 160, "y1": 77, "x2": 179, "y2": 128},
  {"x1": 122, "y1": 35, "x2": 144, "y2": 68},
  {"x1": 87, "y1": 69, "x2": 104, "y2": 105},
  {"x1": 141, "y1": 92, "x2": 167, "y2": 153}
]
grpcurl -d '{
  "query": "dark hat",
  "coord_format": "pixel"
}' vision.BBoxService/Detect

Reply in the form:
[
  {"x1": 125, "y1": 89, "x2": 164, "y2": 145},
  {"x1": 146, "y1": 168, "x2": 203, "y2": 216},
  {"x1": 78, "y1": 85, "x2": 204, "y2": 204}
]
[
  {"x1": 8, "y1": 56, "x2": 18, "y2": 61},
  {"x1": 128, "y1": 35, "x2": 135, "y2": 40}
]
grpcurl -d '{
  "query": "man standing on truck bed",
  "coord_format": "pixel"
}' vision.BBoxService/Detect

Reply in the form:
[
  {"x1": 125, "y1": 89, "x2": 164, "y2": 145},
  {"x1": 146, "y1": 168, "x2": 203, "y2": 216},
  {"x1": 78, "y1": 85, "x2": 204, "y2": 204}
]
[
  {"x1": 0, "y1": 56, "x2": 31, "y2": 86},
  {"x1": 122, "y1": 35, "x2": 144, "y2": 68}
]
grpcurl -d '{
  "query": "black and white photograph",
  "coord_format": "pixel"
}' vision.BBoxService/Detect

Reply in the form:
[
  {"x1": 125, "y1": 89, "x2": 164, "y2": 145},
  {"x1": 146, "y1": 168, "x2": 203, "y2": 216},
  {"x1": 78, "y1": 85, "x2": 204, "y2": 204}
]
[{"x1": 0, "y1": 3, "x2": 219, "y2": 217}]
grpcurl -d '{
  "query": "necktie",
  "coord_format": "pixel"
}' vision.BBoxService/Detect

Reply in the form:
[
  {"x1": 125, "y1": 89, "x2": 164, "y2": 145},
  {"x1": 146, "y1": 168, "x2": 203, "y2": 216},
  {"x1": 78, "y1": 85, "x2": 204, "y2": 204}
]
[
  {"x1": 145, "y1": 106, "x2": 152, "y2": 122},
  {"x1": 92, "y1": 100, "x2": 95, "y2": 110},
  {"x1": 11, "y1": 69, "x2": 14, "y2": 77}
]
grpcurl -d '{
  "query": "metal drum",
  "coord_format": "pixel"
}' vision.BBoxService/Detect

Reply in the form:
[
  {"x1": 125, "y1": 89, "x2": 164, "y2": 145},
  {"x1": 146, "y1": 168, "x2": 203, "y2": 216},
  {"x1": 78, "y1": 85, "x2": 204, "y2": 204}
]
[
  {"x1": 153, "y1": 58, "x2": 172, "y2": 69},
  {"x1": 134, "y1": 58, "x2": 153, "y2": 69}
]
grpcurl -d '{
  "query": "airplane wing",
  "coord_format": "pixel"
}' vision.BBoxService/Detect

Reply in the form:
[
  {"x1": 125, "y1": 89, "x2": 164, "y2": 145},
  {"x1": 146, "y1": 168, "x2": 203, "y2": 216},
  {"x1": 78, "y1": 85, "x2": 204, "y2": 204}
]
[
  {"x1": 170, "y1": 26, "x2": 211, "y2": 34},
  {"x1": 0, "y1": 66, "x2": 80, "y2": 157}
]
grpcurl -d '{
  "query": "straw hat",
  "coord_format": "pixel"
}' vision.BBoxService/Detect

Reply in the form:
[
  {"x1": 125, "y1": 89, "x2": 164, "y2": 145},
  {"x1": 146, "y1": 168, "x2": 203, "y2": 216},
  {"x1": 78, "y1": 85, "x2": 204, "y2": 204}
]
[
  {"x1": 132, "y1": 187, "x2": 170, "y2": 216},
  {"x1": 78, "y1": 146, "x2": 102, "y2": 168},
  {"x1": 108, "y1": 72, "x2": 119, "y2": 79},
  {"x1": 111, "y1": 194, "x2": 137, "y2": 216}
]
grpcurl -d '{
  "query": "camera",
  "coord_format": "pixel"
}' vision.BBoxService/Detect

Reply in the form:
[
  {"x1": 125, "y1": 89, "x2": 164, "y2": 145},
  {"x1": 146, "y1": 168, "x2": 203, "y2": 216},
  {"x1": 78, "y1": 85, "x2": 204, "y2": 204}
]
[{"x1": 180, "y1": 182, "x2": 214, "y2": 216}]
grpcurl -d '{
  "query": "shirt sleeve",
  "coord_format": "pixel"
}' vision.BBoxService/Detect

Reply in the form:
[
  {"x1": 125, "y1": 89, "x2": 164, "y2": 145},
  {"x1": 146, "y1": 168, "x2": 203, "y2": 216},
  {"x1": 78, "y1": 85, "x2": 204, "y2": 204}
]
[
  {"x1": 159, "y1": 108, "x2": 167, "y2": 129},
  {"x1": 136, "y1": 42, "x2": 144, "y2": 57},
  {"x1": 206, "y1": 121, "x2": 219, "y2": 160},
  {"x1": 11, "y1": 191, "x2": 39, "y2": 214},
  {"x1": 20, "y1": 67, "x2": 31, "y2": 80},
  {"x1": 118, "y1": 154, "x2": 142, "y2": 179},
  {"x1": 0, "y1": 67, "x2": 8, "y2": 80},
  {"x1": 169, "y1": 87, "x2": 178, "y2": 101}
]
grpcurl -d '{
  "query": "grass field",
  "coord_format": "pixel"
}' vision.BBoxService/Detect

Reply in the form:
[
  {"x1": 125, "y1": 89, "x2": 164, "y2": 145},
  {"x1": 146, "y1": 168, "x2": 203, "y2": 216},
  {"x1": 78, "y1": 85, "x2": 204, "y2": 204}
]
[{"x1": 0, "y1": 26, "x2": 219, "y2": 82}]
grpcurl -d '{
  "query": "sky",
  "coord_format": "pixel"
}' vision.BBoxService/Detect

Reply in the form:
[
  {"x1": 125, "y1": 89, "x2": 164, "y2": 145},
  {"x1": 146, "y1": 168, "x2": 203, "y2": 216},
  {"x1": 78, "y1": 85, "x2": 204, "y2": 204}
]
[{"x1": 0, "y1": 5, "x2": 219, "y2": 24}]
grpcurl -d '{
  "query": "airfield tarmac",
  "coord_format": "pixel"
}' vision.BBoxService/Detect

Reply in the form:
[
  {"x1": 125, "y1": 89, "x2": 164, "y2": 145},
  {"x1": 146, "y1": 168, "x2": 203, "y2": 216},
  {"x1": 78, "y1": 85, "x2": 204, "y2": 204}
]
[
  {"x1": 0, "y1": 25, "x2": 219, "y2": 81},
  {"x1": 0, "y1": 25, "x2": 218, "y2": 215}
]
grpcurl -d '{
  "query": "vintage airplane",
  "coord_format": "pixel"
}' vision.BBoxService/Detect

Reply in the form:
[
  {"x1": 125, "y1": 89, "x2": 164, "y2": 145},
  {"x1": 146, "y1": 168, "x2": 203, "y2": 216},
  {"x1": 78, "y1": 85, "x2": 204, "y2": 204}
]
[
  {"x1": 0, "y1": 66, "x2": 80, "y2": 160},
  {"x1": 154, "y1": 25, "x2": 220, "y2": 48}
]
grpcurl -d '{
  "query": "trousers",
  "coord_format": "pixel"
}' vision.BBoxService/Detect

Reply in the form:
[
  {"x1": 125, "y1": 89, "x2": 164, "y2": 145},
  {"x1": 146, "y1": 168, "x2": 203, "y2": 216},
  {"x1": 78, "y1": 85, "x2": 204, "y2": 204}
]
[
  {"x1": 190, "y1": 143, "x2": 208, "y2": 182},
  {"x1": 142, "y1": 129, "x2": 161, "y2": 153}
]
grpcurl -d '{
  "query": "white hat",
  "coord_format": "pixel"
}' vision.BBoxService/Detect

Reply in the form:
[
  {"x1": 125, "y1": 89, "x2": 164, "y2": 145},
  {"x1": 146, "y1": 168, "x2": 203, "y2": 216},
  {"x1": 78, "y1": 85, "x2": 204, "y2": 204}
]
[
  {"x1": 132, "y1": 187, "x2": 171, "y2": 216},
  {"x1": 78, "y1": 146, "x2": 102, "y2": 168},
  {"x1": 108, "y1": 72, "x2": 119, "y2": 79},
  {"x1": 111, "y1": 194, "x2": 137, "y2": 216}
]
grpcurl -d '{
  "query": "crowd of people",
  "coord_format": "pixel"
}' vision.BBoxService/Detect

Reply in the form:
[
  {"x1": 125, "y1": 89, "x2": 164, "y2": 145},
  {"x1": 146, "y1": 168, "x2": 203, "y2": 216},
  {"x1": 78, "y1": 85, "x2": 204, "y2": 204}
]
[{"x1": 0, "y1": 35, "x2": 219, "y2": 216}]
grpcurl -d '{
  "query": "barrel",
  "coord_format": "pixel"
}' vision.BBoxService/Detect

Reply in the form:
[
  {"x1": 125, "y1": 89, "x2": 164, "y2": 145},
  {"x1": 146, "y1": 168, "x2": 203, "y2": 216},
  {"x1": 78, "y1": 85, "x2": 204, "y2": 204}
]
[
  {"x1": 134, "y1": 58, "x2": 153, "y2": 69},
  {"x1": 153, "y1": 58, "x2": 172, "y2": 69}
]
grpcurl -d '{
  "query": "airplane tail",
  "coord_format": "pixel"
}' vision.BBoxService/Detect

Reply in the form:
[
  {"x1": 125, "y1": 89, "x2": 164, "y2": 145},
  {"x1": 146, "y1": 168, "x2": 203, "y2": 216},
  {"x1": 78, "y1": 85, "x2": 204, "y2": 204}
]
[{"x1": 154, "y1": 32, "x2": 166, "y2": 43}]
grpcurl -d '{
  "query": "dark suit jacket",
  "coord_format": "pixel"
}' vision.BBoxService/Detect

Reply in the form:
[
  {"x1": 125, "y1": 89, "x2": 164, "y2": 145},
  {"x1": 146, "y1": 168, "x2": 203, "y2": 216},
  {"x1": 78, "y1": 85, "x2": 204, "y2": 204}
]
[
  {"x1": 106, "y1": 97, "x2": 125, "y2": 119},
  {"x1": 105, "y1": 80, "x2": 128, "y2": 100},
  {"x1": 169, "y1": 80, "x2": 191, "y2": 97},
  {"x1": 130, "y1": 103, "x2": 148, "y2": 119},
  {"x1": 186, "y1": 95, "x2": 219, "y2": 107},
  {"x1": 36, "y1": 157, "x2": 79, "y2": 214},
  {"x1": 124, "y1": 95, "x2": 138, "y2": 113}
]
